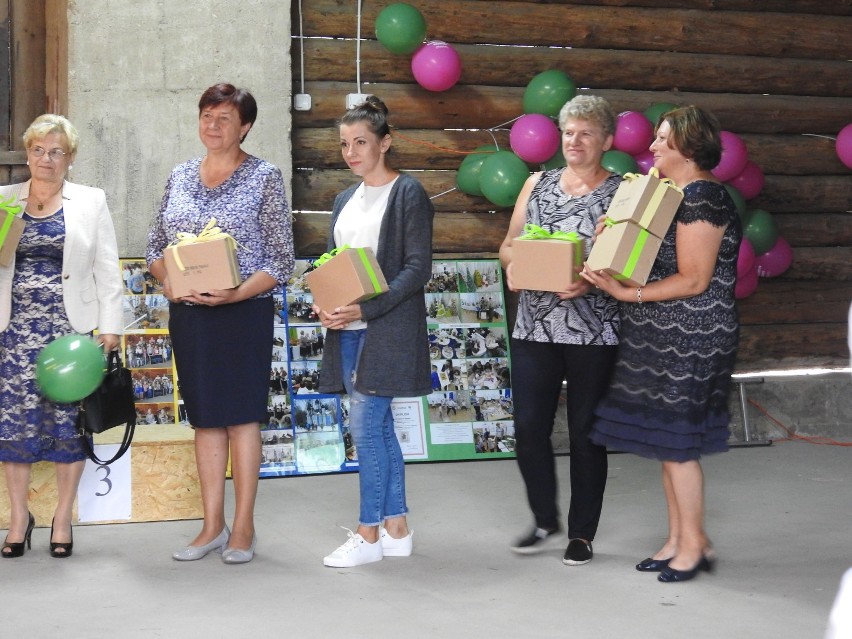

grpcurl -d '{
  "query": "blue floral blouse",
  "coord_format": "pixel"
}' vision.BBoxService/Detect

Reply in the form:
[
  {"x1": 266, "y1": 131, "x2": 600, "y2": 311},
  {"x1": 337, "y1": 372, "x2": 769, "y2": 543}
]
[{"x1": 146, "y1": 155, "x2": 294, "y2": 295}]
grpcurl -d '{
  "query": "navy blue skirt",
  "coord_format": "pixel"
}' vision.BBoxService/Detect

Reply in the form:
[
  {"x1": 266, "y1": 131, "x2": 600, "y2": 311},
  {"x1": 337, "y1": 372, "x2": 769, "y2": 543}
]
[{"x1": 169, "y1": 297, "x2": 273, "y2": 428}]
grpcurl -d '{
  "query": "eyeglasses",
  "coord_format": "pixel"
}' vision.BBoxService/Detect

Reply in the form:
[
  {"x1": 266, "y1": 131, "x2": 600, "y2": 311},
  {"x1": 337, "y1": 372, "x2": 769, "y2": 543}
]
[{"x1": 29, "y1": 146, "x2": 67, "y2": 161}]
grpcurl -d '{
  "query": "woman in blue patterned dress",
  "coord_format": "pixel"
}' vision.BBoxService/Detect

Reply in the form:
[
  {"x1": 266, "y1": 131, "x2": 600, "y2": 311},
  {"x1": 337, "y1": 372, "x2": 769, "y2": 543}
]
[
  {"x1": 147, "y1": 84, "x2": 294, "y2": 565},
  {"x1": 500, "y1": 95, "x2": 621, "y2": 566},
  {"x1": 582, "y1": 106, "x2": 741, "y2": 583},
  {"x1": 0, "y1": 114, "x2": 123, "y2": 558}
]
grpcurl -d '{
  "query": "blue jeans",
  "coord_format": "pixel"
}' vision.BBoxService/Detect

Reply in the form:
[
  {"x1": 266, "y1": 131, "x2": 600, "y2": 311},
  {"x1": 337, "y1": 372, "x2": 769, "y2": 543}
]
[{"x1": 340, "y1": 330, "x2": 408, "y2": 526}]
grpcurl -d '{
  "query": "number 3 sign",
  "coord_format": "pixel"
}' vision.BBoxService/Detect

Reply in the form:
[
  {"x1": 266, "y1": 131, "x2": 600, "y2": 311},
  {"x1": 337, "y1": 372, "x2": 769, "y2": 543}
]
[{"x1": 77, "y1": 445, "x2": 132, "y2": 522}]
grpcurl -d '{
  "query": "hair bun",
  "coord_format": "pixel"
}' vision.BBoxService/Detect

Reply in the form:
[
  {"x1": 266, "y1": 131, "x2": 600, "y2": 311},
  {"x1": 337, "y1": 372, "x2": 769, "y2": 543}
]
[{"x1": 364, "y1": 95, "x2": 389, "y2": 116}]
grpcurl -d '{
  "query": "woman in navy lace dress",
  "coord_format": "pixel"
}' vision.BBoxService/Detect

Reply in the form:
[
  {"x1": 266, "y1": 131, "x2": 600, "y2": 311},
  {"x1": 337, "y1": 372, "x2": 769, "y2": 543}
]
[
  {"x1": 582, "y1": 106, "x2": 741, "y2": 583},
  {"x1": 0, "y1": 114, "x2": 123, "y2": 559},
  {"x1": 147, "y1": 84, "x2": 294, "y2": 564}
]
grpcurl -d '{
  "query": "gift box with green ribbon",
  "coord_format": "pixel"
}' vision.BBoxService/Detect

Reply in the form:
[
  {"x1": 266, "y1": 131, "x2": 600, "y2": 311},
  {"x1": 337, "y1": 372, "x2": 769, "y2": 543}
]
[
  {"x1": 605, "y1": 167, "x2": 683, "y2": 239},
  {"x1": 305, "y1": 246, "x2": 388, "y2": 313},
  {"x1": 163, "y1": 218, "x2": 241, "y2": 297},
  {"x1": 0, "y1": 195, "x2": 26, "y2": 267},
  {"x1": 586, "y1": 218, "x2": 662, "y2": 287},
  {"x1": 510, "y1": 223, "x2": 584, "y2": 293}
]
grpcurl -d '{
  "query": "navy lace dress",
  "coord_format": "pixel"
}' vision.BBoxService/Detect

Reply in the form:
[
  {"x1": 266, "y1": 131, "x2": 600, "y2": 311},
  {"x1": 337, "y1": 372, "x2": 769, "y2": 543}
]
[
  {"x1": 590, "y1": 181, "x2": 741, "y2": 462},
  {"x1": 0, "y1": 210, "x2": 86, "y2": 463}
]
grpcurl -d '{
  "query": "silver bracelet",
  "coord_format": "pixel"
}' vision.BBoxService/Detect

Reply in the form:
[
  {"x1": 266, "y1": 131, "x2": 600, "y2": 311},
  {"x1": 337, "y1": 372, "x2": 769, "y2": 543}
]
[{"x1": 636, "y1": 287, "x2": 643, "y2": 304}]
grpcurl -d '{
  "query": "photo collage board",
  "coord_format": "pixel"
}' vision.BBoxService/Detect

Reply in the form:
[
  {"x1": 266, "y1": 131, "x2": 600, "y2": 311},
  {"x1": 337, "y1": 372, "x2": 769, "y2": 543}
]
[{"x1": 118, "y1": 258, "x2": 515, "y2": 478}]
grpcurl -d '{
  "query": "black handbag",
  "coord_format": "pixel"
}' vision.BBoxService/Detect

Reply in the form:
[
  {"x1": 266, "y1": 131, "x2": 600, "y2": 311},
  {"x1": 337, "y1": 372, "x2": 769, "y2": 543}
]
[{"x1": 77, "y1": 350, "x2": 137, "y2": 465}]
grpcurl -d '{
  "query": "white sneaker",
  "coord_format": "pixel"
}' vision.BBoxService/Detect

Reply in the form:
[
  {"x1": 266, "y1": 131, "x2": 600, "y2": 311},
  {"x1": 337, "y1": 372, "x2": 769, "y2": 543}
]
[
  {"x1": 323, "y1": 528, "x2": 383, "y2": 568},
  {"x1": 380, "y1": 528, "x2": 414, "y2": 557}
]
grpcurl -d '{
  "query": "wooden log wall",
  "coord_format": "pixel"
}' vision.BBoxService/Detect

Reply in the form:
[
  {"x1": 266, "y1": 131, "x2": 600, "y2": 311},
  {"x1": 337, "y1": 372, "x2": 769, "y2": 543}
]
[{"x1": 291, "y1": 0, "x2": 852, "y2": 371}]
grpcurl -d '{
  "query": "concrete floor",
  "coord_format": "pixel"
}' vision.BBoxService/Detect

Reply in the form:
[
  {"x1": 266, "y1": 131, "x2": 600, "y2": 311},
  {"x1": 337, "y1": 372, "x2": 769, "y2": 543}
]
[{"x1": 1, "y1": 441, "x2": 849, "y2": 639}]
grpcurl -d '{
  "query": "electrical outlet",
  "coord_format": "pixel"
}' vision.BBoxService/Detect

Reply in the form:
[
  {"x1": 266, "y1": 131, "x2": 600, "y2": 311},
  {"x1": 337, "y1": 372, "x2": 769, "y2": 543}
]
[
  {"x1": 294, "y1": 93, "x2": 312, "y2": 111},
  {"x1": 346, "y1": 93, "x2": 371, "y2": 109}
]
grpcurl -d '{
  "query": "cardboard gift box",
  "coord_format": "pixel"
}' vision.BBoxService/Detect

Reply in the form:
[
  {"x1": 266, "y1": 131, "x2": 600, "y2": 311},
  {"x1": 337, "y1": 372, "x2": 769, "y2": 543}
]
[
  {"x1": 163, "y1": 229, "x2": 241, "y2": 298},
  {"x1": 306, "y1": 247, "x2": 388, "y2": 313},
  {"x1": 510, "y1": 230, "x2": 583, "y2": 293},
  {"x1": 0, "y1": 196, "x2": 25, "y2": 267},
  {"x1": 605, "y1": 169, "x2": 684, "y2": 239},
  {"x1": 586, "y1": 220, "x2": 663, "y2": 287}
]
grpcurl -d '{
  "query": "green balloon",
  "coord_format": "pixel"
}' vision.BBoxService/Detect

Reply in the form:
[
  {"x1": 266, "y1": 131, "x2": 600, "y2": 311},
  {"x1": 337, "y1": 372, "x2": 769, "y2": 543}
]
[
  {"x1": 479, "y1": 151, "x2": 530, "y2": 208},
  {"x1": 36, "y1": 335, "x2": 105, "y2": 403},
  {"x1": 375, "y1": 3, "x2": 427, "y2": 55},
  {"x1": 523, "y1": 70, "x2": 577, "y2": 118},
  {"x1": 723, "y1": 184, "x2": 747, "y2": 217},
  {"x1": 456, "y1": 145, "x2": 498, "y2": 196},
  {"x1": 743, "y1": 208, "x2": 779, "y2": 255},
  {"x1": 601, "y1": 150, "x2": 639, "y2": 176},
  {"x1": 541, "y1": 149, "x2": 566, "y2": 170},
  {"x1": 643, "y1": 102, "x2": 678, "y2": 126}
]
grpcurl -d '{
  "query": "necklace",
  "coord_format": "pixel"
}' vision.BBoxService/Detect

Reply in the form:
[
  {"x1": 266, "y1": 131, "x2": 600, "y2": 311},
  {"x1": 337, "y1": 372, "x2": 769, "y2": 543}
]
[{"x1": 28, "y1": 186, "x2": 63, "y2": 212}]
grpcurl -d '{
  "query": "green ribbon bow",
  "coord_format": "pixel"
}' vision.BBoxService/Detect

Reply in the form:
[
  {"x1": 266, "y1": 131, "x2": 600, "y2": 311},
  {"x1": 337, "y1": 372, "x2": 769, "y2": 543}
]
[
  {"x1": 0, "y1": 195, "x2": 23, "y2": 251},
  {"x1": 518, "y1": 224, "x2": 583, "y2": 268},
  {"x1": 313, "y1": 244, "x2": 351, "y2": 268}
]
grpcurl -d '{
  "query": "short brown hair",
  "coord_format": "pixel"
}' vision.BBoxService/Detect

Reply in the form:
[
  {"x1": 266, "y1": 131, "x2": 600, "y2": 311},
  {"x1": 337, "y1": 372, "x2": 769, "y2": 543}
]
[
  {"x1": 657, "y1": 106, "x2": 722, "y2": 170},
  {"x1": 198, "y1": 83, "x2": 258, "y2": 141}
]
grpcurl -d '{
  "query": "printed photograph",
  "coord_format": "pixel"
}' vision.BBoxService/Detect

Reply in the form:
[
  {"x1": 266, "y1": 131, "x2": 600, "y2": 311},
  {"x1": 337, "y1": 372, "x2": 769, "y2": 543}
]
[
  {"x1": 428, "y1": 326, "x2": 465, "y2": 360},
  {"x1": 425, "y1": 292, "x2": 460, "y2": 323},
  {"x1": 459, "y1": 292, "x2": 504, "y2": 324},
  {"x1": 474, "y1": 421, "x2": 515, "y2": 454},
  {"x1": 124, "y1": 334, "x2": 173, "y2": 369},
  {"x1": 123, "y1": 294, "x2": 169, "y2": 330},
  {"x1": 458, "y1": 260, "x2": 502, "y2": 293},
  {"x1": 131, "y1": 369, "x2": 175, "y2": 403},
  {"x1": 426, "y1": 261, "x2": 460, "y2": 293},
  {"x1": 286, "y1": 291, "x2": 318, "y2": 324}
]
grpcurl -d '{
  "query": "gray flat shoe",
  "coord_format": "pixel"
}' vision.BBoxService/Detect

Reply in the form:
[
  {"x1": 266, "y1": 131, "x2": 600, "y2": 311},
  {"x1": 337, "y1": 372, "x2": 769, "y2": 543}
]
[
  {"x1": 172, "y1": 526, "x2": 230, "y2": 561},
  {"x1": 222, "y1": 534, "x2": 257, "y2": 565}
]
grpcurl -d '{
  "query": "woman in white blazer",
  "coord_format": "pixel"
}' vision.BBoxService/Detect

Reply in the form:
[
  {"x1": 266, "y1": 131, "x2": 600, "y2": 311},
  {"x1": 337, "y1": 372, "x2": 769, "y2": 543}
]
[{"x1": 0, "y1": 114, "x2": 123, "y2": 559}]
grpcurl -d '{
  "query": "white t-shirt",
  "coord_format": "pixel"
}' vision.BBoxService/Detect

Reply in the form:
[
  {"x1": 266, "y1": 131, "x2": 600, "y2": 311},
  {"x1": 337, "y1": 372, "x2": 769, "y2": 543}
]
[{"x1": 333, "y1": 177, "x2": 398, "y2": 330}]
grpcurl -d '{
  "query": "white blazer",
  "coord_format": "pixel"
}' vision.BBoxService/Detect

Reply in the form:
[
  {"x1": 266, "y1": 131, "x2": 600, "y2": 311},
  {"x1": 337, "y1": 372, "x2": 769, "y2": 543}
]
[{"x1": 0, "y1": 180, "x2": 124, "y2": 335}]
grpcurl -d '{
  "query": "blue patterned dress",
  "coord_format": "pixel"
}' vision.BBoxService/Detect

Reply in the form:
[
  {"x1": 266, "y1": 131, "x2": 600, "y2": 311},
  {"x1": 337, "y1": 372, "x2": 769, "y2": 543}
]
[
  {"x1": 590, "y1": 181, "x2": 741, "y2": 462},
  {"x1": 0, "y1": 210, "x2": 86, "y2": 463}
]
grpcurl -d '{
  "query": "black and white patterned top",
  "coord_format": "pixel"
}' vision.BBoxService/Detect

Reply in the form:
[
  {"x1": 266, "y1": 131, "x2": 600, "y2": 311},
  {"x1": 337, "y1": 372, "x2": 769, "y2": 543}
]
[
  {"x1": 146, "y1": 155, "x2": 294, "y2": 295},
  {"x1": 512, "y1": 169, "x2": 621, "y2": 345}
]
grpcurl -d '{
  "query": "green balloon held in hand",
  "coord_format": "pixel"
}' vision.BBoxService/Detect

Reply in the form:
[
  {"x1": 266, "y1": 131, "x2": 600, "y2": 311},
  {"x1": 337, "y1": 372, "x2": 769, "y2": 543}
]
[
  {"x1": 375, "y1": 3, "x2": 427, "y2": 55},
  {"x1": 601, "y1": 150, "x2": 639, "y2": 177},
  {"x1": 36, "y1": 335, "x2": 105, "y2": 403},
  {"x1": 523, "y1": 70, "x2": 577, "y2": 118},
  {"x1": 479, "y1": 151, "x2": 530, "y2": 208},
  {"x1": 457, "y1": 145, "x2": 498, "y2": 196}
]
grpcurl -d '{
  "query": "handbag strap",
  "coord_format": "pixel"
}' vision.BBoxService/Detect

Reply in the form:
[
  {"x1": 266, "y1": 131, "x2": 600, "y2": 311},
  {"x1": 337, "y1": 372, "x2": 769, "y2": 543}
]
[{"x1": 81, "y1": 421, "x2": 135, "y2": 465}]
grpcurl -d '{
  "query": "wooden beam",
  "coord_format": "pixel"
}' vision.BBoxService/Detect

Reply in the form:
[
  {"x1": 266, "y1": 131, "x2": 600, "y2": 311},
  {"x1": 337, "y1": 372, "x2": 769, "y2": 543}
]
[{"x1": 45, "y1": 0, "x2": 67, "y2": 115}]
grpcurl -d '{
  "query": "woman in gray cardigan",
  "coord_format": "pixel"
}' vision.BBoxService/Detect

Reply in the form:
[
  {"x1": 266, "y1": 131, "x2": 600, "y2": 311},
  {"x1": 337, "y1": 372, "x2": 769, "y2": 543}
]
[{"x1": 315, "y1": 97, "x2": 434, "y2": 568}]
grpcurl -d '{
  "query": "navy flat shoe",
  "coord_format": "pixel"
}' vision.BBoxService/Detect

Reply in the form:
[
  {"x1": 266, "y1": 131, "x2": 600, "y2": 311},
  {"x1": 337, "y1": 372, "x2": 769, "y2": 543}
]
[
  {"x1": 658, "y1": 556, "x2": 713, "y2": 583},
  {"x1": 636, "y1": 557, "x2": 671, "y2": 572}
]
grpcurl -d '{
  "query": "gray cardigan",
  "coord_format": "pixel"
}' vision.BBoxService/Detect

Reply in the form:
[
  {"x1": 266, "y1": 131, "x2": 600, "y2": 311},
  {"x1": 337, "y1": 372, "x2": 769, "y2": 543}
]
[{"x1": 318, "y1": 172, "x2": 435, "y2": 397}]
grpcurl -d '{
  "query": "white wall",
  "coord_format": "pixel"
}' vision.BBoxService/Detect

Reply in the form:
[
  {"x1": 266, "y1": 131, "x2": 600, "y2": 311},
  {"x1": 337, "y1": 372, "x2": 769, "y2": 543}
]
[{"x1": 64, "y1": 0, "x2": 292, "y2": 256}]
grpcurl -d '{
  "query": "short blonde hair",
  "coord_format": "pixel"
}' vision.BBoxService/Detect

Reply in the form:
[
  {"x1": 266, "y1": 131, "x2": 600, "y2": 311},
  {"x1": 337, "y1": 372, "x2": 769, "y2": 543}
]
[
  {"x1": 23, "y1": 114, "x2": 79, "y2": 155},
  {"x1": 558, "y1": 95, "x2": 616, "y2": 137}
]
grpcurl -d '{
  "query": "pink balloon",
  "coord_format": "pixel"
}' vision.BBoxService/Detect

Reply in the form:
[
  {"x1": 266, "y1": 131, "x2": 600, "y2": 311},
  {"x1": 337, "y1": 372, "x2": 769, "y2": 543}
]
[
  {"x1": 633, "y1": 149, "x2": 656, "y2": 175},
  {"x1": 509, "y1": 114, "x2": 560, "y2": 164},
  {"x1": 411, "y1": 41, "x2": 462, "y2": 92},
  {"x1": 735, "y1": 266, "x2": 759, "y2": 299},
  {"x1": 755, "y1": 236, "x2": 793, "y2": 278},
  {"x1": 712, "y1": 131, "x2": 749, "y2": 182},
  {"x1": 737, "y1": 237, "x2": 756, "y2": 278},
  {"x1": 729, "y1": 161, "x2": 765, "y2": 200},
  {"x1": 836, "y1": 123, "x2": 852, "y2": 169},
  {"x1": 613, "y1": 111, "x2": 654, "y2": 156}
]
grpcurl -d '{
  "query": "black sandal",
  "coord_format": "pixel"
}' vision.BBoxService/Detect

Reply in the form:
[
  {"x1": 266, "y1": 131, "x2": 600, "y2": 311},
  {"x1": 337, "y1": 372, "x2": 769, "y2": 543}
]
[{"x1": 49, "y1": 518, "x2": 74, "y2": 558}]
